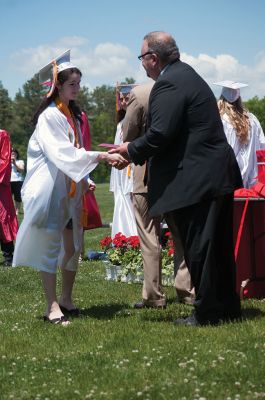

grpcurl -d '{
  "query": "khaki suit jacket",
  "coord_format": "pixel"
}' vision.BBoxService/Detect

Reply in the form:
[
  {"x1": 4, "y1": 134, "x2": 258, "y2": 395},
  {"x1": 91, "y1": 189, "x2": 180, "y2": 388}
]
[{"x1": 122, "y1": 81, "x2": 154, "y2": 194}]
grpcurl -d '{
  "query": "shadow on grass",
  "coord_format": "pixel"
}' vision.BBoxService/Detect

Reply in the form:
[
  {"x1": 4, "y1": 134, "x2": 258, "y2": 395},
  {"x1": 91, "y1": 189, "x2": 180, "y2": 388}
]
[
  {"x1": 139, "y1": 306, "x2": 265, "y2": 325},
  {"x1": 79, "y1": 297, "x2": 194, "y2": 322},
  {"x1": 80, "y1": 303, "x2": 132, "y2": 319},
  {"x1": 34, "y1": 304, "x2": 132, "y2": 322},
  {"x1": 242, "y1": 306, "x2": 265, "y2": 321},
  {"x1": 35, "y1": 304, "x2": 265, "y2": 325},
  {"x1": 138, "y1": 307, "x2": 191, "y2": 323}
]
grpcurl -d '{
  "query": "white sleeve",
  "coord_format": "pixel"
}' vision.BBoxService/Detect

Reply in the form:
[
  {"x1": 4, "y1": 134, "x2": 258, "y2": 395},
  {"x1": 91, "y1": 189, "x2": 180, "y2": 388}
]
[
  {"x1": 36, "y1": 107, "x2": 100, "y2": 183},
  {"x1": 251, "y1": 114, "x2": 265, "y2": 147}
]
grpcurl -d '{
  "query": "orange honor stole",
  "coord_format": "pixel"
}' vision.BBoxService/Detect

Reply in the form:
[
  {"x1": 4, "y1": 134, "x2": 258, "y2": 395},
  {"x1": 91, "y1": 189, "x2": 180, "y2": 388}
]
[{"x1": 55, "y1": 98, "x2": 80, "y2": 198}]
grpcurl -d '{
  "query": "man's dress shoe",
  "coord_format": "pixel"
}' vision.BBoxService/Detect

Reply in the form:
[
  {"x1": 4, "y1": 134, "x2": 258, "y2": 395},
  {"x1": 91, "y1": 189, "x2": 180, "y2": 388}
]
[
  {"x1": 133, "y1": 301, "x2": 166, "y2": 310},
  {"x1": 174, "y1": 314, "x2": 221, "y2": 326},
  {"x1": 174, "y1": 314, "x2": 201, "y2": 326}
]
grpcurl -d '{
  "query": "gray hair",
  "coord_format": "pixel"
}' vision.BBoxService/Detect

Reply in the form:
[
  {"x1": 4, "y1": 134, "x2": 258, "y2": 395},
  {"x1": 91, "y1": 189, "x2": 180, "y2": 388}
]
[{"x1": 143, "y1": 31, "x2": 180, "y2": 63}]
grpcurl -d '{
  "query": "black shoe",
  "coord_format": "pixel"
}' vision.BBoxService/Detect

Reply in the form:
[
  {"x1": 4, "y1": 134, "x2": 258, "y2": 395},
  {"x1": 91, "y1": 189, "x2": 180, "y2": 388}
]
[
  {"x1": 3, "y1": 259, "x2": 12, "y2": 267},
  {"x1": 174, "y1": 314, "x2": 219, "y2": 326},
  {"x1": 43, "y1": 315, "x2": 70, "y2": 325},
  {"x1": 223, "y1": 301, "x2": 242, "y2": 323},
  {"x1": 59, "y1": 305, "x2": 81, "y2": 316},
  {"x1": 133, "y1": 301, "x2": 166, "y2": 310},
  {"x1": 174, "y1": 314, "x2": 201, "y2": 326},
  {"x1": 222, "y1": 311, "x2": 242, "y2": 323}
]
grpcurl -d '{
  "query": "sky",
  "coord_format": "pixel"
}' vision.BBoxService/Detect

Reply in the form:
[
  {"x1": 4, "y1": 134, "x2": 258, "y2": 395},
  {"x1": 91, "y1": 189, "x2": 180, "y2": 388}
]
[{"x1": 1, "y1": 0, "x2": 265, "y2": 100}]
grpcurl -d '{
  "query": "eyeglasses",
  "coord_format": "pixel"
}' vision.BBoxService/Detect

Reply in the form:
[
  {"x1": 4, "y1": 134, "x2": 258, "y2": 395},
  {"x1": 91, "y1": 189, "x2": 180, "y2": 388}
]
[
  {"x1": 137, "y1": 51, "x2": 153, "y2": 61},
  {"x1": 120, "y1": 95, "x2": 130, "y2": 102}
]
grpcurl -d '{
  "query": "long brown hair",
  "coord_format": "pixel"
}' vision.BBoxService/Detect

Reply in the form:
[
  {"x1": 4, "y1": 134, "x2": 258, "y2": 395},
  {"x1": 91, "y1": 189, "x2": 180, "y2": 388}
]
[
  {"x1": 217, "y1": 96, "x2": 250, "y2": 144},
  {"x1": 116, "y1": 109, "x2": 126, "y2": 123},
  {"x1": 32, "y1": 68, "x2": 82, "y2": 126}
]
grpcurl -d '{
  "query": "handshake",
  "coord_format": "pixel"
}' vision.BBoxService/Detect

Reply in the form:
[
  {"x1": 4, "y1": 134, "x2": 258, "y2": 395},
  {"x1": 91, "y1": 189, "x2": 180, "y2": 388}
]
[{"x1": 101, "y1": 142, "x2": 131, "y2": 170}]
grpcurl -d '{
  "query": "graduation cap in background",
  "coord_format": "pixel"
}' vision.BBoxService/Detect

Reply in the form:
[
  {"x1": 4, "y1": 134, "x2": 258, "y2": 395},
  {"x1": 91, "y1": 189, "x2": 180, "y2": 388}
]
[
  {"x1": 214, "y1": 80, "x2": 248, "y2": 103},
  {"x1": 39, "y1": 49, "x2": 77, "y2": 97},
  {"x1": 115, "y1": 83, "x2": 138, "y2": 111}
]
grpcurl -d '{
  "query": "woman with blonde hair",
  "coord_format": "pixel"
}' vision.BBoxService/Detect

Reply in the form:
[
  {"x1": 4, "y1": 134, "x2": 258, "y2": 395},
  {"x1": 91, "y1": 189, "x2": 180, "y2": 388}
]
[{"x1": 215, "y1": 80, "x2": 265, "y2": 188}]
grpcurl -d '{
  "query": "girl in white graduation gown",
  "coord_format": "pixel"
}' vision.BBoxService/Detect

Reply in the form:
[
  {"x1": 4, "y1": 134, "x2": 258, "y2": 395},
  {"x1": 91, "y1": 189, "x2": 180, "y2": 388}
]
[
  {"x1": 12, "y1": 51, "x2": 125, "y2": 325},
  {"x1": 216, "y1": 81, "x2": 265, "y2": 188},
  {"x1": 109, "y1": 86, "x2": 137, "y2": 238}
]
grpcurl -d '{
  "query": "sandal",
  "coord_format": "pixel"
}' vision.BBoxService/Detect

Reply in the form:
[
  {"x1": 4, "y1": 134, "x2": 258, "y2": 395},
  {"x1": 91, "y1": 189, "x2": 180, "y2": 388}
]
[
  {"x1": 43, "y1": 315, "x2": 70, "y2": 325},
  {"x1": 59, "y1": 305, "x2": 81, "y2": 316}
]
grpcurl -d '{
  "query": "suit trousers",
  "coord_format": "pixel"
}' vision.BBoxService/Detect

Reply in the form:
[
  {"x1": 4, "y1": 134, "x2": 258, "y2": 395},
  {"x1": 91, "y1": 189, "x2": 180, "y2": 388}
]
[
  {"x1": 164, "y1": 193, "x2": 241, "y2": 323},
  {"x1": 133, "y1": 193, "x2": 166, "y2": 306}
]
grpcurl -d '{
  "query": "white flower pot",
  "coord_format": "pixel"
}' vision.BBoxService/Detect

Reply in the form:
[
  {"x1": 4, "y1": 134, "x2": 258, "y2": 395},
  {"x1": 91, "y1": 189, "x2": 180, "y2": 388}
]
[
  {"x1": 104, "y1": 263, "x2": 121, "y2": 281},
  {"x1": 104, "y1": 262, "x2": 143, "y2": 284}
]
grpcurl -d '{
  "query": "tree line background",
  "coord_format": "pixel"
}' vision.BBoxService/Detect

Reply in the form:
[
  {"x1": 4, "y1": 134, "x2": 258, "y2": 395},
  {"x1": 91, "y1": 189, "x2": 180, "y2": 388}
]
[{"x1": 0, "y1": 76, "x2": 265, "y2": 183}]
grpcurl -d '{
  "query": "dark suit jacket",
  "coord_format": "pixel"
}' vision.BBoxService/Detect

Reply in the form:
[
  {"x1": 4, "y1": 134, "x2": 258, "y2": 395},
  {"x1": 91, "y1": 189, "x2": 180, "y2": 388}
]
[{"x1": 128, "y1": 60, "x2": 242, "y2": 217}]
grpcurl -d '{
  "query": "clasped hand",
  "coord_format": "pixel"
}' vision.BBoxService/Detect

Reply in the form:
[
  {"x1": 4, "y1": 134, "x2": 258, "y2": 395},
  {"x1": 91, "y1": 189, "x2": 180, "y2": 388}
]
[
  {"x1": 108, "y1": 142, "x2": 130, "y2": 170},
  {"x1": 106, "y1": 150, "x2": 129, "y2": 170}
]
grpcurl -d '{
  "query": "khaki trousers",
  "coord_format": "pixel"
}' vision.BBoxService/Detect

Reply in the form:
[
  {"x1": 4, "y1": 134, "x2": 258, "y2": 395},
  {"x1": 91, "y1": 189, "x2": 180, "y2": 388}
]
[
  {"x1": 133, "y1": 194, "x2": 166, "y2": 306},
  {"x1": 133, "y1": 194, "x2": 195, "y2": 305}
]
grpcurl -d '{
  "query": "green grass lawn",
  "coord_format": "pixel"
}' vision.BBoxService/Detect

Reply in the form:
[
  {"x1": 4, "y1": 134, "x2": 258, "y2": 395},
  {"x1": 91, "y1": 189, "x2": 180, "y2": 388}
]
[{"x1": 1, "y1": 184, "x2": 265, "y2": 400}]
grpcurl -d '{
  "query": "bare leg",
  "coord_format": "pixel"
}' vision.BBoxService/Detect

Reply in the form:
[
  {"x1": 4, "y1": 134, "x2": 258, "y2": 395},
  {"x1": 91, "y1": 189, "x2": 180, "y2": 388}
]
[
  {"x1": 40, "y1": 271, "x2": 70, "y2": 325},
  {"x1": 59, "y1": 228, "x2": 77, "y2": 310}
]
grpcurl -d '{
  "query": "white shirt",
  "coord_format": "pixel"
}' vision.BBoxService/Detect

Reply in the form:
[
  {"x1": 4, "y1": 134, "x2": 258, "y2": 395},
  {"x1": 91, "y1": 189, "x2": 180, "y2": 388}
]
[
  {"x1": 222, "y1": 112, "x2": 265, "y2": 188},
  {"x1": 11, "y1": 160, "x2": 24, "y2": 181}
]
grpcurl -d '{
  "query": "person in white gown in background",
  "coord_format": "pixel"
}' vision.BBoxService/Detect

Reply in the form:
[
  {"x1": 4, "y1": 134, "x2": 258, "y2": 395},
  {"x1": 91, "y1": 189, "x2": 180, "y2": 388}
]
[
  {"x1": 110, "y1": 84, "x2": 138, "y2": 238},
  {"x1": 215, "y1": 80, "x2": 265, "y2": 188},
  {"x1": 12, "y1": 51, "x2": 126, "y2": 325}
]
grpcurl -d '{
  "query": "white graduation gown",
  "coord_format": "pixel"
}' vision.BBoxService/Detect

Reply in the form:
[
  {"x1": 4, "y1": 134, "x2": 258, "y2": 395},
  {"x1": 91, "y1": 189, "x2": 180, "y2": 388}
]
[
  {"x1": 109, "y1": 119, "x2": 137, "y2": 238},
  {"x1": 13, "y1": 103, "x2": 99, "y2": 273},
  {"x1": 222, "y1": 112, "x2": 265, "y2": 188}
]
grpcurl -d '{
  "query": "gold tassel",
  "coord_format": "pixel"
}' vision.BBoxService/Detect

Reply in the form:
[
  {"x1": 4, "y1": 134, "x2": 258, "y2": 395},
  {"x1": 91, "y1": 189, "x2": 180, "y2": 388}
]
[
  {"x1": 46, "y1": 61, "x2": 58, "y2": 98},
  {"x1": 69, "y1": 181, "x2": 77, "y2": 198}
]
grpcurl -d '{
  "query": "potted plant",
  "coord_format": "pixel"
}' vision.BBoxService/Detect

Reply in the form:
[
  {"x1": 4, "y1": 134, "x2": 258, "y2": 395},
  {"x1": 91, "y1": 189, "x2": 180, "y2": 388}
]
[{"x1": 100, "y1": 231, "x2": 175, "y2": 285}]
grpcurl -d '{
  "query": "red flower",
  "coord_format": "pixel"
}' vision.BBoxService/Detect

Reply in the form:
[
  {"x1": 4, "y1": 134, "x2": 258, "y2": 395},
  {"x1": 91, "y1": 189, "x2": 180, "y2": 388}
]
[
  {"x1": 100, "y1": 233, "x2": 141, "y2": 252},
  {"x1": 99, "y1": 236, "x2": 112, "y2": 250},
  {"x1": 162, "y1": 230, "x2": 173, "y2": 247},
  {"x1": 168, "y1": 248, "x2": 174, "y2": 256},
  {"x1": 112, "y1": 232, "x2": 128, "y2": 248},
  {"x1": 127, "y1": 236, "x2": 140, "y2": 248}
]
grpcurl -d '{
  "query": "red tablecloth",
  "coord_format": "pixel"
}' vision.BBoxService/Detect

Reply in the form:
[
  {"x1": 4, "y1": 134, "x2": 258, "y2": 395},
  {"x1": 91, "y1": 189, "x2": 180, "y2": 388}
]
[{"x1": 233, "y1": 198, "x2": 265, "y2": 299}]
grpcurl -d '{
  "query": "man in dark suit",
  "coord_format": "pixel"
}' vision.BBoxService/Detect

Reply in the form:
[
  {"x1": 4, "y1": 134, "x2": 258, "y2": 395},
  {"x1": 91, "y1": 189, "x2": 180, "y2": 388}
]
[{"x1": 111, "y1": 31, "x2": 243, "y2": 326}]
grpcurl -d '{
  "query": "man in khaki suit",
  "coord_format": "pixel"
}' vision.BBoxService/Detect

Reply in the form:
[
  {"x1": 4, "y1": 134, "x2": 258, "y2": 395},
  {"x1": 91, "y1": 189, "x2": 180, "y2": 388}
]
[{"x1": 122, "y1": 82, "x2": 194, "y2": 308}]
